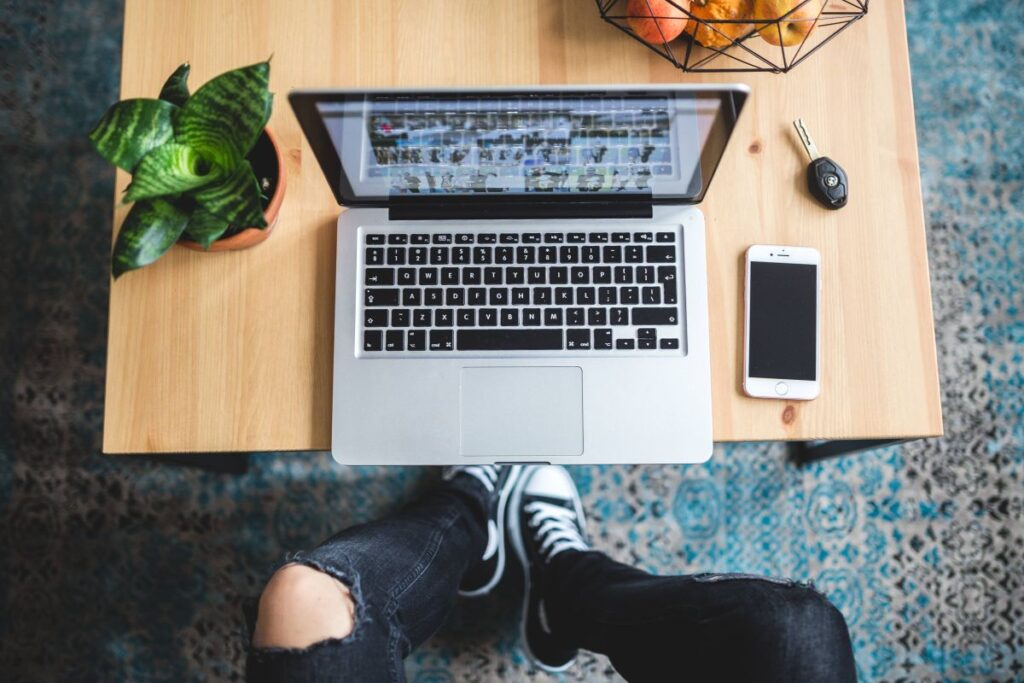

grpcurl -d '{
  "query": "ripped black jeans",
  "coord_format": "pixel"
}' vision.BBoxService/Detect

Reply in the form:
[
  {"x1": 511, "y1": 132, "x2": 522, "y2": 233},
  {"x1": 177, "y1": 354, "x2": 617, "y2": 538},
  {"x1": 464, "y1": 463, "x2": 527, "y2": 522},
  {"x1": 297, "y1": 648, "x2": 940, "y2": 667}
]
[{"x1": 246, "y1": 475, "x2": 856, "y2": 682}]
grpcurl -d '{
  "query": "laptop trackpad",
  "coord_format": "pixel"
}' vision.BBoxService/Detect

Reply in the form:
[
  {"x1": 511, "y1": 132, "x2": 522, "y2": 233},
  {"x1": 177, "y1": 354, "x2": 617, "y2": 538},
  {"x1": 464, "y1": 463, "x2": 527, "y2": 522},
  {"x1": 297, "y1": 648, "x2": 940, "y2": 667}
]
[{"x1": 459, "y1": 367, "x2": 583, "y2": 457}]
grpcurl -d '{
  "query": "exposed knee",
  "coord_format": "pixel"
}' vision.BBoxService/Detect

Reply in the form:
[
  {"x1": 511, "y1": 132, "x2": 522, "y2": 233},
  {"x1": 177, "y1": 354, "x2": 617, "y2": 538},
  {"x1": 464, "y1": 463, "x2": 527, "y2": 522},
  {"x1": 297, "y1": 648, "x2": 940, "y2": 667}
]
[{"x1": 252, "y1": 564, "x2": 356, "y2": 649}]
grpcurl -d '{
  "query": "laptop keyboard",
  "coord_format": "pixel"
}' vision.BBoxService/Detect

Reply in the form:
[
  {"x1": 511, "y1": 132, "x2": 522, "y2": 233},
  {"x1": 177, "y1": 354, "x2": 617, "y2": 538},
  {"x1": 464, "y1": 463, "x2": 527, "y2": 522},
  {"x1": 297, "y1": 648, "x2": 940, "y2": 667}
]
[{"x1": 358, "y1": 228, "x2": 685, "y2": 355}]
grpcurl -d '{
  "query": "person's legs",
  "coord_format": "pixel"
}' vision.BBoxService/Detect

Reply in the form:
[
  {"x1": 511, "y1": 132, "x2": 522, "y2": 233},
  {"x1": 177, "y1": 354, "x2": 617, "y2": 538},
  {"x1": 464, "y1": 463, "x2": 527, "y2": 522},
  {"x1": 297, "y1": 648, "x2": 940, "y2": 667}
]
[
  {"x1": 509, "y1": 466, "x2": 856, "y2": 683},
  {"x1": 246, "y1": 465, "x2": 522, "y2": 683}
]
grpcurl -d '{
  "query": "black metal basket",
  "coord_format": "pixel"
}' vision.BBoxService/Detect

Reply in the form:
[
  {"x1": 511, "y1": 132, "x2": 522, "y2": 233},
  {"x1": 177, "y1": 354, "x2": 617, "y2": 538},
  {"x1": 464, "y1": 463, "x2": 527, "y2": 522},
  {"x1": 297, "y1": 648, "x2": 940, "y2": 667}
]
[{"x1": 596, "y1": 0, "x2": 868, "y2": 74}]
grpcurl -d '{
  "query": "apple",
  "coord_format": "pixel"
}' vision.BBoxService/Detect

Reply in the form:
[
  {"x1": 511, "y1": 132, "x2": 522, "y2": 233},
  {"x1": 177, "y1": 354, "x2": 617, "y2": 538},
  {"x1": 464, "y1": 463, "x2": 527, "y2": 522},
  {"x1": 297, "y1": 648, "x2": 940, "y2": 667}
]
[
  {"x1": 686, "y1": 0, "x2": 754, "y2": 49},
  {"x1": 754, "y1": 0, "x2": 825, "y2": 47},
  {"x1": 626, "y1": 0, "x2": 691, "y2": 44}
]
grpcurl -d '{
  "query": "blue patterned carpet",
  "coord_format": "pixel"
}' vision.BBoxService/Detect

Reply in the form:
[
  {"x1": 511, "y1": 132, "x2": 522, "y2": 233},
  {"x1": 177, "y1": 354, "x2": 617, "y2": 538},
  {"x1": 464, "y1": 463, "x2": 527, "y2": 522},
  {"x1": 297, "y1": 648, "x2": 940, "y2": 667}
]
[{"x1": 1, "y1": 2, "x2": 1022, "y2": 681}]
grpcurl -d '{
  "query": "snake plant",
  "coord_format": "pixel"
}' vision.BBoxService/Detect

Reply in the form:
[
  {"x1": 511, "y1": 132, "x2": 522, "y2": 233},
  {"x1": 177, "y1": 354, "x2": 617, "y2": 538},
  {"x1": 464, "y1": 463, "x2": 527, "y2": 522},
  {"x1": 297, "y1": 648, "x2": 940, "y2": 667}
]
[{"x1": 89, "y1": 60, "x2": 273, "y2": 277}]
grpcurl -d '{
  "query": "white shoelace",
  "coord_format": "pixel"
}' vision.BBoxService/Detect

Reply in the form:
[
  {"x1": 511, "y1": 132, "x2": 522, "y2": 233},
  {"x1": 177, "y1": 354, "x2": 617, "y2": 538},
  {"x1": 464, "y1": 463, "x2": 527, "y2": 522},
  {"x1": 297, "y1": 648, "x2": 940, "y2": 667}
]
[
  {"x1": 526, "y1": 500, "x2": 588, "y2": 561},
  {"x1": 444, "y1": 464, "x2": 499, "y2": 493}
]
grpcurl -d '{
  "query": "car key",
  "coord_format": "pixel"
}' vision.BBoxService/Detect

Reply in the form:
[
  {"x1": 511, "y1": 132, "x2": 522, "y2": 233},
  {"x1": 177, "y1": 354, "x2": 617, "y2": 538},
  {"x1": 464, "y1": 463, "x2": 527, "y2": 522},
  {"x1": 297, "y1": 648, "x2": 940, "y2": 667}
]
[{"x1": 794, "y1": 118, "x2": 848, "y2": 210}]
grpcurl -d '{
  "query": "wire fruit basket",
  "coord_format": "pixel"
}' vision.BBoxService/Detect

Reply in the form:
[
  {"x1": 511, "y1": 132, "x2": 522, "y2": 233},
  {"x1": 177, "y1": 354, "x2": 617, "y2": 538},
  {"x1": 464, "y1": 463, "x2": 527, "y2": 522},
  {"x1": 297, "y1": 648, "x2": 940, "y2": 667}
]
[{"x1": 596, "y1": 0, "x2": 868, "y2": 74}]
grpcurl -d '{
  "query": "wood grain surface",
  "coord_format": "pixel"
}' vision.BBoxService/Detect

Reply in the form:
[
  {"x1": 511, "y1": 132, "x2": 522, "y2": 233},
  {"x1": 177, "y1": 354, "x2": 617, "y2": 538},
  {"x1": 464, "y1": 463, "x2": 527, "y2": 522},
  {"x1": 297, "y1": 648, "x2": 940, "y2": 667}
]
[{"x1": 103, "y1": 0, "x2": 943, "y2": 453}]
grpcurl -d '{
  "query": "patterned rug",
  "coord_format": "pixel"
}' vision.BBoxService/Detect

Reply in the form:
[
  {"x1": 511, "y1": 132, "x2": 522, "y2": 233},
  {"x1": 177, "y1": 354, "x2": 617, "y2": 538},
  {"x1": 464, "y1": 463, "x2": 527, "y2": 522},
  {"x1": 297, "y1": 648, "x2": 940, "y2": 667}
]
[{"x1": 1, "y1": 1, "x2": 1022, "y2": 681}]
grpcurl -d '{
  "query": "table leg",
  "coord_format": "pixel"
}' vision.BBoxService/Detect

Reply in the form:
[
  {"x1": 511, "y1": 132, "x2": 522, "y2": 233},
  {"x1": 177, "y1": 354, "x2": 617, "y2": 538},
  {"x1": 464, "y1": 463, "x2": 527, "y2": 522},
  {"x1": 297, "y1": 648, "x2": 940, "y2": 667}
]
[{"x1": 788, "y1": 439, "x2": 908, "y2": 465}]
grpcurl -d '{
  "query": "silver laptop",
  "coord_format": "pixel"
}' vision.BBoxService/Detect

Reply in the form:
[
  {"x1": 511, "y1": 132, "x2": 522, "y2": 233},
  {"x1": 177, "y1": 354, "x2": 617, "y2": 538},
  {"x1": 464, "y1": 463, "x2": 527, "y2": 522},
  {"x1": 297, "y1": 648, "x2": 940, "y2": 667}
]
[{"x1": 290, "y1": 85, "x2": 749, "y2": 464}]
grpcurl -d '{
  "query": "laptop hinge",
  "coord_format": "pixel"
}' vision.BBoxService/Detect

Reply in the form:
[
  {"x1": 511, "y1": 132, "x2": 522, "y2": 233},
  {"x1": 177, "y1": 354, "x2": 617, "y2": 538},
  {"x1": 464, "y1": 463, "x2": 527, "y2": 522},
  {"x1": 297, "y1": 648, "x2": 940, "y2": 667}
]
[{"x1": 388, "y1": 195, "x2": 653, "y2": 221}]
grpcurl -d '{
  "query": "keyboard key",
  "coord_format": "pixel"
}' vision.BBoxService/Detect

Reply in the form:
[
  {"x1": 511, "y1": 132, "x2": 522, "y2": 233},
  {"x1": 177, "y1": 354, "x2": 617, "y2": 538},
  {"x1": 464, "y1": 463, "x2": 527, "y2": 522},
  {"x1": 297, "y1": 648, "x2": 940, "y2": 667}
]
[
  {"x1": 587, "y1": 308, "x2": 607, "y2": 326},
  {"x1": 458, "y1": 309, "x2": 476, "y2": 327},
  {"x1": 620, "y1": 287, "x2": 639, "y2": 304},
  {"x1": 589, "y1": 232, "x2": 609, "y2": 243},
  {"x1": 413, "y1": 310, "x2": 431, "y2": 327},
  {"x1": 479, "y1": 309, "x2": 498, "y2": 326},
  {"x1": 500, "y1": 309, "x2": 519, "y2": 326},
  {"x1": 616, "y1": 338, "x2": 635, "y2": 350},
  {"x1": 642, "y1": 287, "x2": 661, "y2": 304},
  {"x1": 577, "y1": 287, "x2": 595, "y2": 305},
  {"x1": 544, "y1": 233, "x2": 564, "y2": 243},
  {"x1": 363, "y1": 310, "x2": 387, "y2": 328},
  {"x1": 366, "y1": 234, "x2": 386, "y2": 245},
  {"x1": 442, "y1": 268, "x2": 459, "y2": 285},
  {"x1": 409, "y1": 247, "x2": 427, "y2": 265},
  {"x1": 364, "y1": 288, "x2": 399, "y2": 306},
  {"x1": 446, "y1": 288, "x2": 465, "y2": 306},
  {"x1": 663, "y1": 281, "x2": 678, "y2": 305},
  {"x1": 639, "y1": 338, "x2": 656, "y2": 349},
  {"x1": 611, "y1": 307, "x2": 629, "y2": 325},
  {"x1": 495, "y1": 247, "x2": 514, "y2": 264},
  {"x1": 523, "y1": 233, "x2": 542, "y2": 243},
  {"x1": 523, "y1": 308, "x2": 541, "y2": 326},
  {"x1": 567, "y1": 308, "x2": 585, "y2": 326},
  {"x1": 571, "y1": 267, "x2": 590, "y2": 284},
  {"x1": 387, "y1": 247, "x2": 406, "y2": 265},
  {"x1": 567, "y1": 329, "x2": 591, "y2": 350},
  {"x1": 391, "y1": 309, "x2": 410, "y2": 327},
  {"x1": 473, "y1": 247, "x2": 492, "y2": 264},
  {"x1": 433, "y1": 233, "x2": 453, "y2": 244},
  {"x1": 559, "y1": 246, "x2": 579, "y2": 263},
  {"x1": 457, "y1": 329, "x2": 562, "y2": 351},
  {"x1": 634, "y1": 232, "x2": 653, "y2": 243},
  {"x1": 500, "y1": 233, "x2": 519, "y2": 244},
  {"x1": 533, "y1": 287, "x2": 552, "y2": 305},
  {"x1": 485, "y1": 267, "x2": 503, "y2": 285},
  {"x1": 424, "y1": 288, "x2": 443, "y2": 306},
  {"x1": 365, "y1": 268, "x2": 394, "y2": 286},
  {"x1": 582, "y1": 246, "x2": 600, "y2": 263},
  {"x1": 506, "y1": 267, "x2": 525, "y2": 285},
  {"x1": 388, "y1": 234, "x2": 408, "y2": 245},
  {"x1": 539, "y1": 246, "x2": 557, "y2": 263},
  {"x1": 463, "y1": 267, "x2": 482, "y2": 285},
  {"x1": 593, "y1": 266, "x2": 612, "y2": 284},
  {"x1": 567, "y1": 233, "x2": 587, "y2": 243},
  {"x1": 489, "y1": 288, "x2": 508, "y2": 305},
  {"x1": 397, "y1": 268, "x2": 415, "y2": 286},
  {"x1": 512, "y1": 287, "x2": 530, "y2": 305},
  {"x1": 429, "y1": 330, "x2": 454, "y2": 351},
  {"x1": 656, "y1": 232, "x2": 674, "y2": 243},
  {"x1": 544, "y1": 308, "x2": 563, "y2": 326},
  {"x1": 603, "y1": 246, "x2": 622, "y2": 263},
  {"x1": 403, "y1": 289, "x2": 421, "y2": 307},
  {"x1": 468, "y1": 287, "x2": 486, "y2": 305},
  {"x1": 637, "y1": 328, "x2": 656, "y2": 340},
  {"x1": 419, "y1": 268, "x2": 438, "y2": 285},
  {"x1": 625, "y1": 246, "x2": 643, "y2": 263},
  {"x1": 408, "y1": 330, "x2": 426, "y2": 350},
  {"x1": 517, "y1": 246, "x2": 536, "y2": 264},
  {"x1": 598, "y1": 287, "x2": 617, "y2": 305},
  {"x1": 435, "y1": 309, "x2": 454, "y2": 327},
  {"x1": 660, "y1": 338, "x2": 680, "y2": 349},
  {"x1": 637, "y1": 266, "x2": 655, "y2": 284},
  {"x1": 646, "y1": 245, "x2": 677, "y2": 263},
  {"x1": 657, "y1": 265, "x2": 676, "y2": 283},
  {"x1": 595, "y1": 329, "x2": 613, "y2": 349},
  {"x1": 555, "y1": 287, "x2": 573, "y2": 305},
  {"x1": 455, "y1": 233, "x2": 474, "y2": 244},
  {"x1": 385, "y1": 330, "x2": 404, "y2": 351},
  {"x1": 364, "y1": 330, "x2": 383, "y2": 351},
  {"x1": 612, "y1": 232, "x2": 631, "y2": 243},
  {"x1": 452, "y1": 247, "x2": 471, "y2": 264},
  {"x1": 478, "y1": 233, "x2": 497, "y2": 244},
  {"x1": 550, "y1": 267, "x2": 568, "y2": 284},
  {"x1": 365, "y1": 248, "x2": 384, "y2": 265},
  {"x1": 632, "y1": 307, "x2": 679, "y2": 325},
  {"x1": 430, "y1": 247, "x2": 449, "y2": 265},
  {"x1": 411, "y1": 233, "x2": 430, "y2": 245}
]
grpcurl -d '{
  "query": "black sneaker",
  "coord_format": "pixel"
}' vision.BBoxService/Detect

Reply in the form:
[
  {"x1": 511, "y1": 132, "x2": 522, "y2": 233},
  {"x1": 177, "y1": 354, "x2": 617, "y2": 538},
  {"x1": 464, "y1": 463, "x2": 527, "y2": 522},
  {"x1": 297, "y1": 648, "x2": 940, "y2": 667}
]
[
  {"x1": 508, "y1": 465, "x2": 590, "y2": 672},
  {"x1": 442, "y1": 464, "x2": 524, "y2": 597}
]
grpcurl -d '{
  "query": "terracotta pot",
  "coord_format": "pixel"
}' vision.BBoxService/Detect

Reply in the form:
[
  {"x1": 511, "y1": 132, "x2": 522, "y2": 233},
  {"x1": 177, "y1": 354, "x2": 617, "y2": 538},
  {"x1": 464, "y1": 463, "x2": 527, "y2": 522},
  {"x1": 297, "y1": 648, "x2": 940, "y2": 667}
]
[{"x1": 178, "y1": 127, "x2": 287, "y2": 252}]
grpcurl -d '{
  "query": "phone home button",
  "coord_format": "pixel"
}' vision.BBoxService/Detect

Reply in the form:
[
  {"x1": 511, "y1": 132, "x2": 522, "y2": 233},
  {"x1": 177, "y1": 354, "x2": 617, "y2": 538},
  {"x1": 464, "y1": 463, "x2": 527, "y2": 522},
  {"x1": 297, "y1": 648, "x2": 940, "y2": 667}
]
[{"x1": 774, "y1": 382, "x2": 789, "y2": 396}]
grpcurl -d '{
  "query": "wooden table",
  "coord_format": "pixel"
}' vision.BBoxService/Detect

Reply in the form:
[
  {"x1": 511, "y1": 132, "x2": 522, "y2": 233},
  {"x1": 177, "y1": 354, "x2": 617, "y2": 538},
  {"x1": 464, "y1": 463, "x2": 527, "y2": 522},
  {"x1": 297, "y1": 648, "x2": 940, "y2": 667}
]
[{"x1": 103, "y1": 0, "x2": 943, "y2": 454}]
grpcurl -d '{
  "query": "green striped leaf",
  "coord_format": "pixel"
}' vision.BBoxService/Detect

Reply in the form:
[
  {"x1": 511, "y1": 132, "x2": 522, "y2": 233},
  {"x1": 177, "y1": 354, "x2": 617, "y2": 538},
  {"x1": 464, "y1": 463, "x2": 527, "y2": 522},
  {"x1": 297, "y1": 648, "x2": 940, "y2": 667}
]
[
  {"x1": 194, "y1": 161, "x2": 267, "y2": 228},
  {"x1": 184, "y1": 208, "x2": 231, "y2": 249},
  {"x1": 89, "y1": 98, "x2": 177, "y2": 172},
  {"x1": 111, "y1": 199, "x2": 190, "y2": 278},
  {"x1": 176, "y1": 61, "x2": 272, "y2": 170},
  {"x1": 124, "y1": 142, "x2": 221, "y2": 202},
  {"x1": 159, "y1": 62, "x2": 191, "y2": 106}
]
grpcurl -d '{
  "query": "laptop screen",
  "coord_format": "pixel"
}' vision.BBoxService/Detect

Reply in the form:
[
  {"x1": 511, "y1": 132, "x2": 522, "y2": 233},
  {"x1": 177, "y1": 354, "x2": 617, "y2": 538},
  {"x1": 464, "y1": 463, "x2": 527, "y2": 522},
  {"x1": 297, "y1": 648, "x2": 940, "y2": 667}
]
[{"x1": 289, "y1": 86, "x2": 748, "y2": 206}]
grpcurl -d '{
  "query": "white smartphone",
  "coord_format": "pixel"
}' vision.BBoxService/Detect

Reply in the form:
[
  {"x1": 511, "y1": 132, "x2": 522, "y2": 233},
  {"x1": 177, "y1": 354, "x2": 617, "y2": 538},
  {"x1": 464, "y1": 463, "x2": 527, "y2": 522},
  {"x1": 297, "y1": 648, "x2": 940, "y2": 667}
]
[{"x1": 743, "y1": 245, "x2": 821, "y2": 400}]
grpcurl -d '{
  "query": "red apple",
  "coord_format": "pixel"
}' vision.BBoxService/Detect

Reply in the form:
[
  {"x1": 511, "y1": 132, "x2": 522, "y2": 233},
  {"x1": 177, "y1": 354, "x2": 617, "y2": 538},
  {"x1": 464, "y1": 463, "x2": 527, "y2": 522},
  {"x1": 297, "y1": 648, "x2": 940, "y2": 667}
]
[{"x1": 626, "y1": 0, "x2": 691, "y2": 44}]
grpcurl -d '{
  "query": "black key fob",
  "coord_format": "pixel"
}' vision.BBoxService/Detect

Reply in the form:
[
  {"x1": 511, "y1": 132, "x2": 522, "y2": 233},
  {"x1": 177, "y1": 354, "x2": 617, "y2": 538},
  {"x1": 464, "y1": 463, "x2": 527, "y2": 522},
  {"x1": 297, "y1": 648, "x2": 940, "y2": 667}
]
[{"x1": 808, "y1": 157, "x2": 848, "y2": 210}]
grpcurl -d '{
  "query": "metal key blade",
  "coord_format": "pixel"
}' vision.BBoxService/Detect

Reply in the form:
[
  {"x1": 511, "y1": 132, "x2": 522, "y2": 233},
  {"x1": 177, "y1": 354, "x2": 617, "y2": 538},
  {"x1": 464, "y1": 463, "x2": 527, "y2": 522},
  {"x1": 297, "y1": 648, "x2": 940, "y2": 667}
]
[{"x1": 793, "y1": 119, "x2": 820, "y2": 161}]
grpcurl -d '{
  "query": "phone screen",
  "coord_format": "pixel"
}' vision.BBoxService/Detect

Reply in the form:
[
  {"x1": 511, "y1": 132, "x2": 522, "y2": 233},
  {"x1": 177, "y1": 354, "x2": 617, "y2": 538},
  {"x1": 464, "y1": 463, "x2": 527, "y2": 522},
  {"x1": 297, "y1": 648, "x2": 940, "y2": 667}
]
[{"x1": 748, "y1": 261, "x2": 817, "y2": 381}]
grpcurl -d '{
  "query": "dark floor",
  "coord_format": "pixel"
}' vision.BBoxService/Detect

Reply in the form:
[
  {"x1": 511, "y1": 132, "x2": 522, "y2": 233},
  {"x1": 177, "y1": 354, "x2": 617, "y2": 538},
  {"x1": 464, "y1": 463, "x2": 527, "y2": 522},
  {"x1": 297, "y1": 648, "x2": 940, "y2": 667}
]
[{"x1": 1, "y1": 1, "x2": 1022, "y2": 681}]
